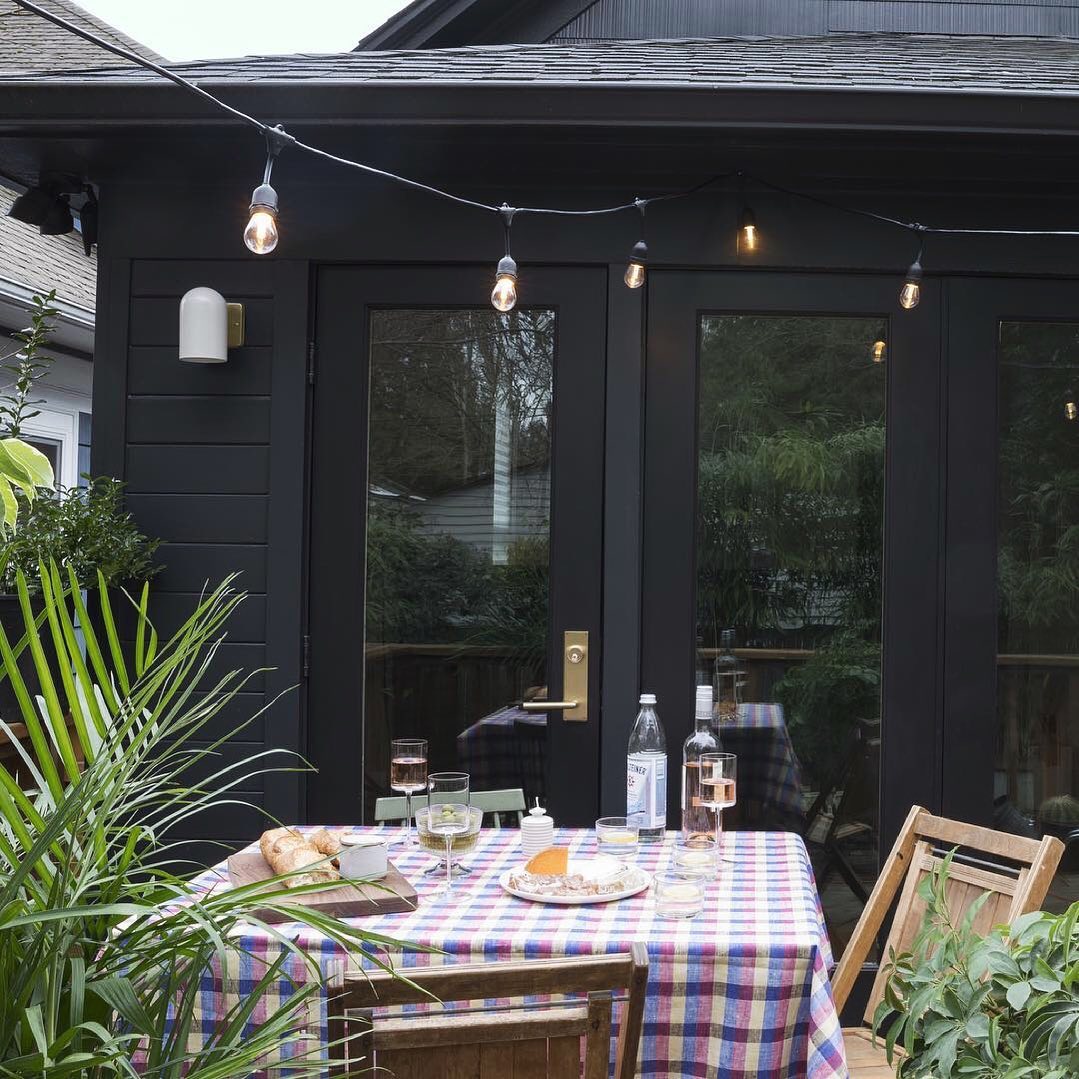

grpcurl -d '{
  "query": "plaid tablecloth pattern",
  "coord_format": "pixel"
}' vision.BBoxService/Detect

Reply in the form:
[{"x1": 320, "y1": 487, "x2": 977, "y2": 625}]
[
  {"x1": 190, "y1": 828, "x2": 846, "y2": 1078},
  {"x1": 457, "y1": 703, "x2": 804, "y2": 821}
]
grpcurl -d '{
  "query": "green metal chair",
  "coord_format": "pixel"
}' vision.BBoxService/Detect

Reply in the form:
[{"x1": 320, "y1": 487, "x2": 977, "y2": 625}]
[{"x1": 374, "y1": 788, "x2": 527, "y2": 829}]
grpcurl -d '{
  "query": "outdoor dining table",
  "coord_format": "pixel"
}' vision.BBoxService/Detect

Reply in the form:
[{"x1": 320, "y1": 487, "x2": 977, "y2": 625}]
[{"x1": 191, "y1": 827, "x2": 846, "y2": 1078}]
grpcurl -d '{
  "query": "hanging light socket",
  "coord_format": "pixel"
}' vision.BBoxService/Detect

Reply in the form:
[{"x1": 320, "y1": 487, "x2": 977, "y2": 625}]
[
  {"x1": 491, "y1": 204, "x2": 519, "y2": 312},
  {"x1": 625, "y1": 239, "x2": 648, "y2": 289}
]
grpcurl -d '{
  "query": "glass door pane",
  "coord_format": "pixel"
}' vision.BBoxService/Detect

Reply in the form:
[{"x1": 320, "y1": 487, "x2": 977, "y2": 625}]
[
  {"x1": 364, "y1": 309, "x2": 554, "y2": 817},
  {"x1": 695, "y1": 314, "x2": 886, "y2": 945},
  {"x1": 997, "y1": 320, "x2": 1079, "y2": 907}
]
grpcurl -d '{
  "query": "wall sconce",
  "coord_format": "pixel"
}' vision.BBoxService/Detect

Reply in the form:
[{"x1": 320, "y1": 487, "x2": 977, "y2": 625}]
[{"x1": 178, "y1": 287, "x2": 245, "y2": 363}]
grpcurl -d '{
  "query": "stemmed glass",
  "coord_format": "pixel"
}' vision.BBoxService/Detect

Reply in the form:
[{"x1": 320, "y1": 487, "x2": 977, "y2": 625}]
[
  {"x1": 390, "y1": 738, "x2": 428, "y2": 847},
  {"x1": 426, "y1": 771, "x2": 470, "y2": 895},
  {"x1": 698, "y1": 752, "x2": 737, "y2": 860}
]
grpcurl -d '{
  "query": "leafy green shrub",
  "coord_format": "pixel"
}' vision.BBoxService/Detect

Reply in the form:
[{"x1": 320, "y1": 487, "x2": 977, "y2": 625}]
[
  {"x1": 875, "y1": 853, "x2": 1079, "y2": 1077},
  {"x1": 0, "y1": 477, "x2": 159, "y2": 593}
]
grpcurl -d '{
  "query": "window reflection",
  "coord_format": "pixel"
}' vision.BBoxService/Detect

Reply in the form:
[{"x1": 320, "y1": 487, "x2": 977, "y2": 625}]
[
  {"x1": 696, "y1": 315, "x2": 886, "y2": 952},
  {"x1": 997, "y1": 322, "x2": 1079, "y2": 907}
]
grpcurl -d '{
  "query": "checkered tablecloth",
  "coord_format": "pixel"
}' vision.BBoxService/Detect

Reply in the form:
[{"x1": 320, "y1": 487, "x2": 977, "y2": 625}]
[
  {"x1": 457, "y1": 703, "x2": 804, "y2": 822},
  {"x1": 190, "y1": 828, "x2": 845, "y2": 1078}
]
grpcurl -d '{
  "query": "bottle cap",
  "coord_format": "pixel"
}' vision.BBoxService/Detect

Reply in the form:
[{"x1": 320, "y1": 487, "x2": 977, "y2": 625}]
[
  {"x1": 696, "y1": 684, "x2": 712, "y2": 700},
  {"x1": 639, "y1": 692, "x2": 657, "y2": 705}
]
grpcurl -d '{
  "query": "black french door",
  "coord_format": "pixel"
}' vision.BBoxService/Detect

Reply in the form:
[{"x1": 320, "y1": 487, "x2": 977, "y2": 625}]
[
  {"x1": 642, "y1": 269, "x2": 943, "y2": 950},
  {"x1": 307, "y1": 266, "x2": 606, "y2": 826}
]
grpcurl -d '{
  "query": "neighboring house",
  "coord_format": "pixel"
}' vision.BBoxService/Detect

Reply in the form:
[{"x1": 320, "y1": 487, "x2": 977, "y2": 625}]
[{"x1": 0, "y1": 0, "x2": 162, "y2": 486}]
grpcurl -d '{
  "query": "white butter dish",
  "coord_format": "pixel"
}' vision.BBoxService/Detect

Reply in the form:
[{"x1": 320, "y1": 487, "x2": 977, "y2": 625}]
[{"x1": 337, "y1": 834, "x2": 389, "y2": 879}]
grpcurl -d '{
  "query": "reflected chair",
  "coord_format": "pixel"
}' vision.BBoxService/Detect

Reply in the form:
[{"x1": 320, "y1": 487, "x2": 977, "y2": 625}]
[
  {"x1": 833, "y1": 804, "x2": 1064, "y2": 1076},
  {"x1": 374, "y1": 787, "x2": 527, "y2": 828},
  {"x1": 327, "y1": 946, "x2": 649, "y2": 1079}
]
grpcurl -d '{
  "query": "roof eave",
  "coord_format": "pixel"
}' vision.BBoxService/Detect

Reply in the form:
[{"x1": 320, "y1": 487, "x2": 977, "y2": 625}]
[{"x1": 1, "y1": 79, "x2": 1079, "y2": 140}]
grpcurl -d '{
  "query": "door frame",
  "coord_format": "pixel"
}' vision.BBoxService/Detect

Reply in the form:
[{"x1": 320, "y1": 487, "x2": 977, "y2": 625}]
[
  {"x1": 641, "y1": 268, "x2": 945, "y2": 853},
  {"x1": 306, "y1": 265, "x2": 608, "y2": 825}
]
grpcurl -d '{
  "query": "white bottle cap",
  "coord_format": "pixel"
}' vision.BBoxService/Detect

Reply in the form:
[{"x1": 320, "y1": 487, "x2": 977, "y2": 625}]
[{"x1": 639, "y1": 692, "x2": 657, "y2": 705}]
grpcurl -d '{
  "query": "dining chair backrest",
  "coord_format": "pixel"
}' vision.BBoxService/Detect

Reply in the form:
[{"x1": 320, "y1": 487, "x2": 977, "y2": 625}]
[
  {"x1": 327, "y1": 946, "x2": 649, "y2": 1079},
  {"x1": 832, "y1": 804, "x2": 1064, "y2": 1022},
  {"x1": 373, "y1": 787, "x2": 527, "y2": 828}
]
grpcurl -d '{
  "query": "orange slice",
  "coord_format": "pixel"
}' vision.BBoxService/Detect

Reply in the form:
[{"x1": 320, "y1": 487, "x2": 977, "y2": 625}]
[{"x1": 525, "y1": 847, "x2": 569, "y2": 875}]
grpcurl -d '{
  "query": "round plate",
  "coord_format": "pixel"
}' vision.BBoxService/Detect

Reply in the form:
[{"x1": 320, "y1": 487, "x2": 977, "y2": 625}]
[{"x1": 499, "y1": 855, "x2": 652, "y2": 905}]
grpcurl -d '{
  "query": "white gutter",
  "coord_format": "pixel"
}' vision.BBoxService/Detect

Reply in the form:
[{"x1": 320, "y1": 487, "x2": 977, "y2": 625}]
[{"x1": 0, "y1": 273, "x2": 95, "y2": 332}]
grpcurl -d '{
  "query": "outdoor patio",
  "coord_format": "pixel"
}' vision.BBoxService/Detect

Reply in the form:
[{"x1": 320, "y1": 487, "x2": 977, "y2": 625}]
[{"x1": 5, "y1": 0, "x2": 1079, "y2": 1076}]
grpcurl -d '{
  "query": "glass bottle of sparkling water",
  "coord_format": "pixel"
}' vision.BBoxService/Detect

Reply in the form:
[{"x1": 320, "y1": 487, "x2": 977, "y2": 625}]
[
  {"x1": 627, "y1": 692, "x2": 667, "y2": 842},
  {"x1": 682, "y1": 685, "x2": 721, "y2": 840}
]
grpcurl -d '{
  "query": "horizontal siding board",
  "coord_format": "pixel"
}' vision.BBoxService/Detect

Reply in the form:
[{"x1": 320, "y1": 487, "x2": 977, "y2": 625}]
[
  {"x1": 143, "y1": 592, "x2": 267, "y2": 643},
  {"x1": 199, "y1": 642, "x2": 267, "y2": 693},
  {"x1": 130, "y1": 297, "x2": 274, "y2": 348},
  {"x1": 154, "y1": 542, "x2": 268, "y2": 592},
  {"x1": 178, "y1": 691, "x2": 268, "y2": 743},
  {"x1": 127, "y1": 494, "x2": 268, "y2": 543},
  {"x1": 126, "y1": 396, "x2": 270, "y2": 444},
  {"x1": 127, "y1": 346, "x2": 273, "y2": 396},
  {"x1": 131, "y1": 260, "x2": 276, "y2": 296},
  {"x1": 126, "y1": 445, "x2": 270, "y2": 494},
  {"x1": 161, "y1": 741, "x2": 266, "y2": 794}
]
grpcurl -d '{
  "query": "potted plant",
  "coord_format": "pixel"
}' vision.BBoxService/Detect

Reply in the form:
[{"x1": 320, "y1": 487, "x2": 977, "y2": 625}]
[{"x1": 873, "y1": 853, "x2": 1079, "y2": 1076}]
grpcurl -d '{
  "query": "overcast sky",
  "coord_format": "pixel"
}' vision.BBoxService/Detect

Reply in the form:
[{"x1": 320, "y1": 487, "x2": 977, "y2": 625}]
[{"x1": 78, "y1": 1, "x2": 411, "y2": 61}]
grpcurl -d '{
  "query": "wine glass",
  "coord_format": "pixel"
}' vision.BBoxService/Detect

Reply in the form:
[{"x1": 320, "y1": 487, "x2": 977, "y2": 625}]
[
  {"x1": 390, "y1": 738, "x2": 428, "y2": 847},
  {"x1": 698, "y1": 752, "x2": 737, "y2": 860},
  {"x1": 426, "y1": 771, "x2": 470, "y2": 894}
]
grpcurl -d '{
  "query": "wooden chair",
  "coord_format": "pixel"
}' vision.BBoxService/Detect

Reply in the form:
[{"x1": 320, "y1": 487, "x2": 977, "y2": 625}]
[
  {"x1": 833, "y1": 804, "x2": 1064, "y2": 1077},
  {"x1": 327, "y1": 946, "x2": 649, "y2": 1079},
  {"x1": 374, "y1": 787, "x2": 527, "y2": 828}
]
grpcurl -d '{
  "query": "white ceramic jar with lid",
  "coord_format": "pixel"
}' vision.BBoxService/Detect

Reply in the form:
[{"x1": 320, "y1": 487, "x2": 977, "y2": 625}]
[{"x1": 520, "y1": 799, "x2": 555, "y2": 857}]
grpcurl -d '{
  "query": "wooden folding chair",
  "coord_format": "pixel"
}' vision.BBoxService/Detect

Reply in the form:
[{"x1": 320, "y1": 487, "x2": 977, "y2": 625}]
[
  {"x1": 327, "y1": 946, "x2": 649, "y2": 1079},
  {"x1": 833, "y1": 804, "x2": 1064, "y2": 1077}
]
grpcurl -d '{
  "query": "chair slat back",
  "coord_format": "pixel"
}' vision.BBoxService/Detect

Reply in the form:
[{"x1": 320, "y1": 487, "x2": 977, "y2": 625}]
[
  {"x1": 374, "y1": 787, "x2": 527, "y2": 828},
  {"x1": 327, "y1": 946, "x2": 648, "y2": 1079},
  {"x1": 831, "y1": 804, "x2": 1064, "y2": 1022}
]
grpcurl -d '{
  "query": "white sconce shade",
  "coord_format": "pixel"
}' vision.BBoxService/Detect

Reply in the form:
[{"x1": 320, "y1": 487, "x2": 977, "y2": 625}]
[{"x1": 179, "y1": 287, "x2": 228, "y2": 363}]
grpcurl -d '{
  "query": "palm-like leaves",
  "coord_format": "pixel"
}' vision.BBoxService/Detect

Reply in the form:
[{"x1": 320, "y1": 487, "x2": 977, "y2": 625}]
[{"x1": 0, "y1": 563, "x2": 413, "y2": 1077}]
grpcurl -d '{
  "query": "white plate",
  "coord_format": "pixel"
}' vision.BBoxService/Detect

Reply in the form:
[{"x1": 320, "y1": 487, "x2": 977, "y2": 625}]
[{"x1": 499, "y1": 854, "x2": 652, "y2": 905}]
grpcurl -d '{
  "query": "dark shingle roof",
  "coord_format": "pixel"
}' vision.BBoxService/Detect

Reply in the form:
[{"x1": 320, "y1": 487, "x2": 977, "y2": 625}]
[
  {"x1": 9, "y1": 34, "x2": 1079, "y2": 98},
  {"x1": 0, "y1": 0, "x2": 165, "y2": 74}
]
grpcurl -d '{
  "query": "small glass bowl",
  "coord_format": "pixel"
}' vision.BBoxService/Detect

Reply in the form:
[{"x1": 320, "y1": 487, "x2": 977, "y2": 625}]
[
  {"x1": 415, "y1": 804, "x2": 482, "y2": 876},
  {"x1": 654, "y1": 871, "x2": 705, "y2": 919},
  {"x1": 672, "y1": 834, "x2": 718, "y2": 879},
  {"x1": 596, "y1": 816, "x2": 641, "y2": 858}
]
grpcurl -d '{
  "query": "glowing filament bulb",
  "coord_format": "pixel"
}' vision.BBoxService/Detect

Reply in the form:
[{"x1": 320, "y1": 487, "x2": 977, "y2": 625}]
[
  {"x1": 1066, "y1": 399, "x2": 1078, "y2": 422},
  {"x1": 491, "y1": 255, "x2": 518, "y2": 312},
  {"x1": 738, "y1": 208, "x2": 758, "y2": 254},
  {"x1": 244, "y1": 183, "x2": 279, "y2": 255},
  {"x1": 872, "y1": 340, "x2": 886, "y2": 364},
  {"x1": 900, "y1": 257, "x2": 923, "y2": 310},
  {"x1": 624, "y1": 240, "x2": 648, "y2": 289}
]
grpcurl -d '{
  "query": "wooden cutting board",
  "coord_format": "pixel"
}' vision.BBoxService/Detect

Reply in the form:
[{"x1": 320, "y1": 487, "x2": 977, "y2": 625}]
[{"x1": 227, "y1": 852, "x2": 418, "y2": 922}]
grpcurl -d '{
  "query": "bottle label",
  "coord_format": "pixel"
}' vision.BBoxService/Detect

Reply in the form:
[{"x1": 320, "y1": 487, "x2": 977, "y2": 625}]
[{"x1": 627, "y1": 753, "x2": 666, "y2": 829}]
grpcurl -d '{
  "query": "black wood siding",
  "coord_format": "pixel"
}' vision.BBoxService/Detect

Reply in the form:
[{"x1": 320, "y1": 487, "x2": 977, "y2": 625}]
[
  {"x1": 552, "y1": 0, "x2": 1079, "y2": 40},
  {"x1": 93, "y1": 256, "x2": 307, "y2": 861}
]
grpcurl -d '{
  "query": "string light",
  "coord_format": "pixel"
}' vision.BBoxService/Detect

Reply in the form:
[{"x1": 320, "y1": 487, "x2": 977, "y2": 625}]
[
  {"x1": 491, "y1": 205, "x2": 519, "y2": 312},
  {"x1": 14, "y1": 0, "x2": 1079, "y2": 317},
  {"x1": 872, "y1": 340, "x2": 886, "y2": 364},
  {"x1": 624, "y1": 199, "x2": 648, "y2": 289},
  {"x1": 243, "y1": 127, "x2": 288, "y2": 255},
  {"x1": 1066, "y1": 392, "x2": 1077, "y2": 421},
  {"x1": 899, "y1": 245, "x2": 923, "y2": 310},
  {"x1": 738, "y1": 208, "x2": 759, "y2": 255}
]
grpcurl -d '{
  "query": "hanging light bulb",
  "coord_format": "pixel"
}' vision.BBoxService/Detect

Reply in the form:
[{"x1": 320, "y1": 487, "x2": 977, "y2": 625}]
[
  {"x1": 738, "y1": 207, "x2": 758, "y2": 254},
  {"x1": 491, "y1": 255, "x2": 518, "y2": 312},
  {"x1": 900, "y1": 256, "x2": 923, "y2": 310},
  {"x1": 244, "y1": 184, "x2": 279, "y2": 254},
  {"x1": 1066, "y1": 392, "x2": 1077, "y2": 421},
  {"x1": 242, "y1": 125, "x2": 290, "y2": 255},
  {"x1": 491, "y1": 204, "x2": 519, "y2": 312},
  {"x1": 871, "y1": 339, "x2": 886, "y2": 364},
  {"x1": 624, "y1": 198, "x2": 648, "y2": 289}
]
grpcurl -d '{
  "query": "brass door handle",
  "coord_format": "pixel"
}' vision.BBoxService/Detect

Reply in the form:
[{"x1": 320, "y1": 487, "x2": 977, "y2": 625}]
[
  {"x1": 521, "y1": 631, "x2": 589, "y2": 722},
  {"x1": 521, "y1": 700, "x2": 579, "y2": 711}
]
